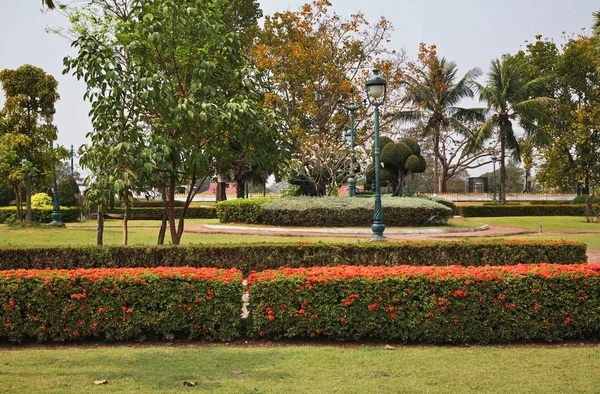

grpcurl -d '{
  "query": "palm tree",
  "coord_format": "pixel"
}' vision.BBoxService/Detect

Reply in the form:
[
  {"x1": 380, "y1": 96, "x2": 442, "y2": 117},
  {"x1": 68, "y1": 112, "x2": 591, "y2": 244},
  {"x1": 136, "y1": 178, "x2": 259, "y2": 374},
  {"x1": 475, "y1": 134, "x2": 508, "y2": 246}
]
[
  {"x1": 42, "y1": 0, "x2": 55, "y2": 9},
  {"x1": 395, "y1": 57, "x2": 483, "y2": 194},
  {"x1": 473, "y1": 55, "x2": 551, "y2": 203}
]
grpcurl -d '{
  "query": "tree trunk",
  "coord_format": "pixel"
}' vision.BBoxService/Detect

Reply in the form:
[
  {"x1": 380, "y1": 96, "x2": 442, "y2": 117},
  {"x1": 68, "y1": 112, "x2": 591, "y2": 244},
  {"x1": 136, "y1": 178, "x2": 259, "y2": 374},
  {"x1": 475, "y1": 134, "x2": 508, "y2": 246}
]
[
  {"x1": 122, "y1": 204, "x2": 128, "y2": 246},
  {"x1": 433, "y1": 131, "x2": 440, "y2": 194},
  {"x1": 167, "y1": 176, "x2": 180, "y2": 245},
  {"x1": 236, "y1": 176, "x2": 245, "y2": 199},
  {"x1": 500, "y1": 127, "x2": 507, "y2": 204},
  {"x1": 14, "y1": 186, "x2": 22, "y2": 222},
  {"x1": 96, "y1": 204, "x2": 104, "y2": 245},
  {"x1": 440, "y1": 171, "x2": 449, "y2": 193},
  {"x1": 25, "y1": 175, "x2": 32, "y2": 225},
  {"x1": 157, "y1": 208, "x2": 167, "y2": 245}
]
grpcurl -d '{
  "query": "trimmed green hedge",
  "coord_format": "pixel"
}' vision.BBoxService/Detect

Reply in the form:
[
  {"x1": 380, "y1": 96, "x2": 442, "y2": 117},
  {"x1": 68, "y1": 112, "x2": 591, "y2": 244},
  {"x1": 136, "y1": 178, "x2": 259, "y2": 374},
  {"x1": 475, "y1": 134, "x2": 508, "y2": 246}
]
[
  {"x1": 247, "y1": 264, "x2": 600, "y2": 343},
  {"x1": 104, "y1": 206, "x2": 217, "y2": 219},
  {"x1": 0, "y1": 241, "x2": 586, "y2": 274},
  {"x1": 0, "y1": 207, "x2": 81, "y2": 224},
  {"x1": 217, "y1": 197, "x2": 453, "y2": 227},
  {"x1": 0, "y1": 267, "x2": 242, "y2": 343},
  {"x1": 457, "y1": 204, "x2": 588, "y2": 217}
]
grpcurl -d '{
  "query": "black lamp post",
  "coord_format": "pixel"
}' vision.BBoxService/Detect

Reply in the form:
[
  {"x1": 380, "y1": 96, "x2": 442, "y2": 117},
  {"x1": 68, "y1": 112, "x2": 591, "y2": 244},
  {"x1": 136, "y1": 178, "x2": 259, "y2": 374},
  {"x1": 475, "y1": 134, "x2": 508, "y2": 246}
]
[
  {"x1": 338, "y1": 90, "x2": 364, "y2": 197},
  {"x1": 45, "y1": 107, "x2": 64, "y2": 227},
  {"x1": 365, "y1": 69, "x2": 387, "y2": 242},
  {"x1": 491, "y1": 153, "x2": 498, "y2": 203}
]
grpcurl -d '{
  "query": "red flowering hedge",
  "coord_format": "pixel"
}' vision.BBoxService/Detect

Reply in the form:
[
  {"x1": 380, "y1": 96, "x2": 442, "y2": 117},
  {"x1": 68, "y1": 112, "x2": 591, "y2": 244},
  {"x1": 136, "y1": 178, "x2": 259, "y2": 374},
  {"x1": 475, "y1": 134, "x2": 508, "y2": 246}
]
[
  {"x1": 0, "y1": 240, "x2": 587, "y2": 274},
  {"x1": 246, "y1": 264, "x2": 600, "y2": 343},
  {"x1": 0, "y1": 267, "x2": 242, "y2": 343}
]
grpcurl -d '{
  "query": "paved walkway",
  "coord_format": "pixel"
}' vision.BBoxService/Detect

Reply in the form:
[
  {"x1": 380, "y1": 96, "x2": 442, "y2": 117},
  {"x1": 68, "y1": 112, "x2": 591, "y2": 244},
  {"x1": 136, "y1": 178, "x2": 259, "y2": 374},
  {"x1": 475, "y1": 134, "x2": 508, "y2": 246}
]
[{"x1": 185, "y1": 224, "x2": 600, "y2": 264}]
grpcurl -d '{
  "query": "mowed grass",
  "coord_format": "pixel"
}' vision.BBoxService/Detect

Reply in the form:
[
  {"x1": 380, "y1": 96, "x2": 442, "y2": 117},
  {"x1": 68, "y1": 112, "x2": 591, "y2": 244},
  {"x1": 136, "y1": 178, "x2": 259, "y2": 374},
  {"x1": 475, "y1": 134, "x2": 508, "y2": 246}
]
[
  {"x1": 465, "y1": 216, "x2": 600, "y2": 231},
  {"x1": 0, "y1": 345, "x2": 599, "y2": 393}
]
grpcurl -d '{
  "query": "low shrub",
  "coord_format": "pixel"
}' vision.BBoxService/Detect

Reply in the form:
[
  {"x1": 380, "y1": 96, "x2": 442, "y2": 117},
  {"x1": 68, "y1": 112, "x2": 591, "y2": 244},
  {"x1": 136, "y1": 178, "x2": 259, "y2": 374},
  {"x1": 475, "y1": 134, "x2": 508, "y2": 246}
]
[
  {"x1": 216, "y1": 198, "x2": 269, "y2": 223},
  {"x1": 247, "y1": 264, "x2": 600, "y2": 343},
  {"x1": 0, "y1": 267, "x2": 242, "y2": 343},
  {"x1": 571, "y1": 195, "x2": 600, "y2": 204},
  {"x1": 0, "y1": 207, "x2": 81, "y2": 223},
  {"x1": 104, "y1": 206, "x2": 217, "y2": 220},
  {"x1": 457, "y1": 204, "x2": 587, "y2": 217},
  {"x1": 427, "y1": 197, "x2": 457, "y2": 214},
  {"x1": 217, "y1": 197, "x2": 453, "y2": 227},
  {"x1": 31, "y1": 193, "x2": 52, "y2": 208},
  {"x1": 0, "y1": 241, "x2": 586, "y2": 274},
  {"x1": 529, "y1": 200, "x2": 572, "y2": 205}
]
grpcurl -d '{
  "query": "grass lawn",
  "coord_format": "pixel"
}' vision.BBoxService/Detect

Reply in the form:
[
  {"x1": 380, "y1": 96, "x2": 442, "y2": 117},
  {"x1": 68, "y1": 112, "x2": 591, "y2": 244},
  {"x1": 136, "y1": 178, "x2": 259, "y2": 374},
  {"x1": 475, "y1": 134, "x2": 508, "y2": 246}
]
[
  {"x1": 0, "y1": 345, "x2": 598, "y2": 393},
  {"x1": 465, "y1": 216, "x2": 600, "y2": 231}
]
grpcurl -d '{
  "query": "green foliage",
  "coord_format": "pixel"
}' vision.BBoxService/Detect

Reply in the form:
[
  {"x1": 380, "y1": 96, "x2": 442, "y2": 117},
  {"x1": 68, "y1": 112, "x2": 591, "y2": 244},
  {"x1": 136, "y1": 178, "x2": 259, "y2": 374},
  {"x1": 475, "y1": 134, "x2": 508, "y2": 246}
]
[
  {"x1": 247, "y1": 264, "x2": 600, "y2": 343},
  {"x1": 0, "y1": 207, "x2": 81, "y2": 223},
  {"x1": 0, "y1": 186, "x2": 14, "y2": 206},
  {"x1": 427, "y1": 197, "x2": 456, "y2": 214},
  {"x1": 0, "y1": 241, "x2": 586, "y2": 274},
  {"x1": 105, "y1": 206, "x2": 216, "y2": 220},
  {"x1": 218, "y1": 197, "x2": 451, "y2": 227},
  {"x1": 571, "y1": 195, "x2": 600, "y2": 204},
  {"x1": 373, "y1": 138, "x2": 427, "y2": 196},
  {"x1": 400, "y1": 137, "x2": 421, "y2": 156},
  {"x1": 58, "y1": 175, "x2": 79, "y2": 207},
  {"x1": 31, "y1": 192, "x2": 52, "y2": 208},
  {"x1": 216, "y1": 198, "x2": 269, "y2": 223},
  {"x1": 457, "y1": 204, "x2": 587, "y2": 217},
  {"x1": 0, "y1": 267, "x2": 242, "y2": 343},
  {"x1": 405, "y1": 155, "x2": 421, "y2": 172}
]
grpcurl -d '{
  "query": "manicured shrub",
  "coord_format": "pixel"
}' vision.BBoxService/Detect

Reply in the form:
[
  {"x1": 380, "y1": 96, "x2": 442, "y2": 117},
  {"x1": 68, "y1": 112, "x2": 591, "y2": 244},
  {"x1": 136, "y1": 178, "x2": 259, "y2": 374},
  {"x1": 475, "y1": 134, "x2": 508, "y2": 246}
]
[
  {"x1": 216, "y1": 198, "x2": 269, "y2": 223},
  {"x1": 0, "y1": 240, "x2": 586, "y2": 274},
  {"x1": 427, "y1": 197, "x2": 456, "y2": 214},
  {"x1": 218, "y1": 197, "x2": 453, "y2": 227},
  {"x1": 246, "y1": 264, "x2": 600, "y2": 343},
  {"x1": 0, "y1": 267, "x2": 242, "y2": 343},
  {"x1": 31, "y1": 193, "x2": 52, "y2": 208},
  {"x1": 457, "y1": 204, "x2": 587, "y2": 217},
  {"x1": 104, "y1": 206, "x2": 217, "y2": 220},
  {"x1": 58, "y1": 176, "x2": 80, "y2": 207},
  {"x1": 0, "y1": 207, "x2": 81, "y2": 223},
  {"x1": 529, "y1": 200, "x2": 572, "y2": 205}
]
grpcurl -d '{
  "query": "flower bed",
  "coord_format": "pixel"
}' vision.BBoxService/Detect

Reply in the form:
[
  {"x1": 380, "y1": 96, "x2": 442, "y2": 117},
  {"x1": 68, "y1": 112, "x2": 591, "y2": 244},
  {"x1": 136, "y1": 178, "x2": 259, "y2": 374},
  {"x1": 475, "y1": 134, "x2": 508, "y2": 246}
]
[
  {"x1": 0, "y1": 240, "x2": 587, "y2": 273},
  {"x1": 247, "y1": 264, "x2": 600, "y2": 343},
  {"x1": 0, "y1": 267, "x2": 242, "y2": 343}
]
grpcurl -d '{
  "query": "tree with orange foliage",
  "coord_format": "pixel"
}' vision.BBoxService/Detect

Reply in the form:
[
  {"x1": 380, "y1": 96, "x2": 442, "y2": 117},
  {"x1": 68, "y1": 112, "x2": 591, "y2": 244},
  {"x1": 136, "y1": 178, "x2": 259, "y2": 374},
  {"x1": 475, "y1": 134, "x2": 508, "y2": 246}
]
[{"x1": 253, "y1": 0, "x2": 404, "y2": 195}]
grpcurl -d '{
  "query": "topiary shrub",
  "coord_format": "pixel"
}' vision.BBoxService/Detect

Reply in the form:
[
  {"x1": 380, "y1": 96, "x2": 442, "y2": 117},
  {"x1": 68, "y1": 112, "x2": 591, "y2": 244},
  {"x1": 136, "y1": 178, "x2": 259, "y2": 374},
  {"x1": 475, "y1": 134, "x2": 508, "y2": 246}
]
[
  {"x1": 31, "y1": 193, "x2": 52, "y2": 208},
  {"x1": 58, "y1": 176, "x2": 80, "y2": 207},
  {"x1": 427, "y1": 196, "x2": 457, "y2": 214}
]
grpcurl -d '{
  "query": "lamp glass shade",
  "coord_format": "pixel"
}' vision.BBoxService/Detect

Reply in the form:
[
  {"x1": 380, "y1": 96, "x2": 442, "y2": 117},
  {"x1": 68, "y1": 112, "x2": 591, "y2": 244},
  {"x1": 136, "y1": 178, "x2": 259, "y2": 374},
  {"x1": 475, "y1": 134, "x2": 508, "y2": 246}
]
[{"x1": 368, "y1": 85, "x2": 384, "y2": 98}]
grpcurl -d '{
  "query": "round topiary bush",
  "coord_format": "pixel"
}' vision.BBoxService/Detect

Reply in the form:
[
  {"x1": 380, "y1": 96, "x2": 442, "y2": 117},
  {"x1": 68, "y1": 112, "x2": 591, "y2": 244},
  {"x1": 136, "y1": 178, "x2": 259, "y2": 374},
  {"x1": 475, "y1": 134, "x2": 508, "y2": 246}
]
[
  {"x1": 31, "y1": 193, "x2": 53, "y2": 208},
  {"x1": 399, "y1": 137, "x2": 420, "y2": 156},
  {"x1": 405, "y1": 155, "x2": 421, "y2": 172}
]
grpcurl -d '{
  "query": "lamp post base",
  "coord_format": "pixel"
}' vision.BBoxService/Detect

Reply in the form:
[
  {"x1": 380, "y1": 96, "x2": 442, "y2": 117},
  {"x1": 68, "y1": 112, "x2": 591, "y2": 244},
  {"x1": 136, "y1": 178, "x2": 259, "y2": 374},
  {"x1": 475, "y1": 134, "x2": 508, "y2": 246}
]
[
  {"x1": 48, "y1": 211, "x2": 65, "y2": 227},
  {"x1": 369, "y1": 222, "x2": 387, "y2": 242},
  {"x1": 48, "y1": 221, "x2": 65, "y2": 227}
]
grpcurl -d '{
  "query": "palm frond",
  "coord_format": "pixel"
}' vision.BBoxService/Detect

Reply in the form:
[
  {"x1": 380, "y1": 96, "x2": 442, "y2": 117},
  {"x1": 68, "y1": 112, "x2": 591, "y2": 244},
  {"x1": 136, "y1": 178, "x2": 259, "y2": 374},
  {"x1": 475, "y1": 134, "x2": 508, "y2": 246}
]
[{"x1": 469, "y1": 114, "x2": 497, "y2": 152}]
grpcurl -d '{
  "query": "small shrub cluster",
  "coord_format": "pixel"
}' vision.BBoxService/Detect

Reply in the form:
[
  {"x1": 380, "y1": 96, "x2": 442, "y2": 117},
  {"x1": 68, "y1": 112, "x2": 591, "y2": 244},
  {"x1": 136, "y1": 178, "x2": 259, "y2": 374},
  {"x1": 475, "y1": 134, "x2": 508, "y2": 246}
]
[
  {"x1": 0, "y1": 241, "x2": 586, "y2": 274},
  {"x1": 457, "y1": 204, "x2": 587, "y2": 217},
  {"x1": 0, "y1": 267, "x2": 242, "y2": 343},
  {"x1": 217, "y1": 197, "x2": 453, "y2": 227},
  {"x1": 247, "y1": 264, "x2": 600, "y2": 343},
  {"x1": 58, "y1": 176, "x2": 80, "y2": 207},
  {"x1": 0, "y1": 207, "x2": 81, "y2": 224},
  {"x1": 31, "y1": 193, "x2": 53, "y2": 208},
  {"x1": 572, "y1": 195, "x2": 600, "y2": 204}
]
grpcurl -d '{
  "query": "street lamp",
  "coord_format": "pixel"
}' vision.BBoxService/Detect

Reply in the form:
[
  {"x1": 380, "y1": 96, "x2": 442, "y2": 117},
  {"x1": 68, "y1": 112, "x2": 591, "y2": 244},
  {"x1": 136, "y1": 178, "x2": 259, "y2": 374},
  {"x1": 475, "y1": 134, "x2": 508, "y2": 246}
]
[
  {"x1": 491, "y1": 153, "x2": 498, "y2": 203},
  {"x1": 365, "y1": 69, "x2": 387, "y2": 242},
  {"x1": 45, "y1": 107, "x2": 64, "y2": 227},
  {"x1": 337, "y1": 90, "x2": 364, "y2": 197}
]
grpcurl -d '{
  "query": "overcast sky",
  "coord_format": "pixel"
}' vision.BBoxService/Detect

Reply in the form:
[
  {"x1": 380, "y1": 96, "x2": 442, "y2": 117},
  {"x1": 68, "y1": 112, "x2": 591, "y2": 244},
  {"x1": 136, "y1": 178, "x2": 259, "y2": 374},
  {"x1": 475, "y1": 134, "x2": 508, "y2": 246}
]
[{"x1": 0, "y1": 1, "x2": 597, "y2": 175}]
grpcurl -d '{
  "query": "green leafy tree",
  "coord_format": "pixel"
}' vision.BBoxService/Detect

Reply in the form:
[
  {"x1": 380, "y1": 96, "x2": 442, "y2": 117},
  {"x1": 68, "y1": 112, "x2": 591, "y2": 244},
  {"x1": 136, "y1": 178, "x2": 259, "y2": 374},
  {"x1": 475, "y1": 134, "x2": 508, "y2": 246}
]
[
  {"x1": 473, "y1": 55, "x2": 551, "y2": 203},
  {"x1": 64, "y1": 0, "x2": 278, "y2": 245},
  {"x1": 395, "y1": 44, "x2": 483, "y2": 194},
  {"x1": 0, "y1": 64, "x2": 65, "y2": 225}
]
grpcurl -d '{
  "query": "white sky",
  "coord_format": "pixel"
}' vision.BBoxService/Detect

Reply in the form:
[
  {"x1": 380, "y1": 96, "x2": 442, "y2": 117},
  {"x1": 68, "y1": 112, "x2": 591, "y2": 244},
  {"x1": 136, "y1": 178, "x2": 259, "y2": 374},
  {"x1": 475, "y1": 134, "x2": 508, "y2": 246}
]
[{"x1": 0, "y1": 1, "x2": 597, "y2": 175}]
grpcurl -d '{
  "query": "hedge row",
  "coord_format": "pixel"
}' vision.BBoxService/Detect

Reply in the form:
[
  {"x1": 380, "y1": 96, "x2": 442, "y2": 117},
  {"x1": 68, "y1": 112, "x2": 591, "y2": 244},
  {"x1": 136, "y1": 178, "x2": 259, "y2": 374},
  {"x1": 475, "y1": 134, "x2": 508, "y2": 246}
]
[
  {"x1": 247, "y1": 264, "x2": 600, "y2": 343},
  {"x1": 0, "y1": 207, "x2": 82, "y2": 224},
  {"x1": 0, "y1": 267, "x2": 242, "y2": 343},
  {"x1": 0, "y1": 241, "x2": 587, "y2": 274},
  {"x1": 104, "y1": 206, "x2": 217, "y2": 220},
  {"x1": 217, "y1": 197, "x2": 453, "y2": 227},
  {"x1": 457, "y1": 204, "x2": 588, "y2": 217}
]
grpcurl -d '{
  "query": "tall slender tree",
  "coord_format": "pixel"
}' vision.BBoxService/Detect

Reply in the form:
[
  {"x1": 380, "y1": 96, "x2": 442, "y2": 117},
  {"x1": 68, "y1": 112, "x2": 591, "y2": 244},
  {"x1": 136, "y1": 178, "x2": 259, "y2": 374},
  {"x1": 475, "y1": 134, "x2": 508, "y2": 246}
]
[
  {"x1": 395, "y1": 44, "x2": 483, "y2": 194},
  {"x1": 473, "y1": 55, "x2": 551, "y2": 203}
]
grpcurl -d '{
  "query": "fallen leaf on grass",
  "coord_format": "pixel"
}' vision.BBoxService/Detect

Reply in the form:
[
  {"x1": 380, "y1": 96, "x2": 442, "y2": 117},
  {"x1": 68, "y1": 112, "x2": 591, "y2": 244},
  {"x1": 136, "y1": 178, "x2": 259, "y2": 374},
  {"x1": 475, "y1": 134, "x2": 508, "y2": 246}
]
[
  {"x1": 93, "y1": 380, "x2": 108, "y2": 385},
  {"x1": 183, "y1": 381, "x2": 198, "y2": 387},
  {"x1": 384, "y1": 345, "x2": 395, "y2": 350},
  {"x1": 232, "y1": 370, "x2": 243, "y2": 375}
]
